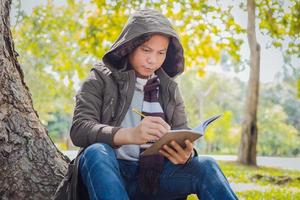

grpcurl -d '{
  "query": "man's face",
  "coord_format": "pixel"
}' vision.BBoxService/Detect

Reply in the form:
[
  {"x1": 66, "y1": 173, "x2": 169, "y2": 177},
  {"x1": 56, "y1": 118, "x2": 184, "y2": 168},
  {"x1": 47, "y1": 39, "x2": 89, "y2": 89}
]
[{"x1": 128, "y1": 34, "x2": 169, "y2": 78}]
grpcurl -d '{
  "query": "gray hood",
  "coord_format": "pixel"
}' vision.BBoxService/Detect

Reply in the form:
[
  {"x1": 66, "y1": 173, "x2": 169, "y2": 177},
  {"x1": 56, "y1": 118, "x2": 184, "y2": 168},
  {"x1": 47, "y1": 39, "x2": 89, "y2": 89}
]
[{"x1": 102, "y1": 9, "x2": 185, "y2": 78}]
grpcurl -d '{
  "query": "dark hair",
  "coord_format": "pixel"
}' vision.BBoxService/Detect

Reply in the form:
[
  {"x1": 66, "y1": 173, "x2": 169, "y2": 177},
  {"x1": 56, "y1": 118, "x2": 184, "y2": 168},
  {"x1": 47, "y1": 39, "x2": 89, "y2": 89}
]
[{"x1": 106, "y1": 32, "x2": 183, "y2": 77}]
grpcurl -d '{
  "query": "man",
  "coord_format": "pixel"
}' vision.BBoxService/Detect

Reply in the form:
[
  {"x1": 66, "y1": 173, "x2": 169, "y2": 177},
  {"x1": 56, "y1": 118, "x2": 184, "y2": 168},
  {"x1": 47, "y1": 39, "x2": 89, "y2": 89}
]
[{"x1": 71, "y1": 9, "x2": 238, "y2": 200}]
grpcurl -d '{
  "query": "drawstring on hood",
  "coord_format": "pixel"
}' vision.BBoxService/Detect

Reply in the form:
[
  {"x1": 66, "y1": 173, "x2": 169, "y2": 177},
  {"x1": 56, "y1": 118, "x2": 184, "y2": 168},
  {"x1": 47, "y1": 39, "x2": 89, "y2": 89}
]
[{"x1": 102, "y1": 9, "x2": 185, "y2": 78}]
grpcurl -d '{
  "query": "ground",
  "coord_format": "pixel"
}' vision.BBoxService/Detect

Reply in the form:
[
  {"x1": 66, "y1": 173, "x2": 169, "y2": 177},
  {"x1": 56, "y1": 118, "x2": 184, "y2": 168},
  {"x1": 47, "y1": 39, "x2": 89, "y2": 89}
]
[
  {"x1": 63, "y1": 151, "x2": 300, "y2": 199},
  {"x1": 187, "y1": 161, "x2": 300, "y2": 200}
]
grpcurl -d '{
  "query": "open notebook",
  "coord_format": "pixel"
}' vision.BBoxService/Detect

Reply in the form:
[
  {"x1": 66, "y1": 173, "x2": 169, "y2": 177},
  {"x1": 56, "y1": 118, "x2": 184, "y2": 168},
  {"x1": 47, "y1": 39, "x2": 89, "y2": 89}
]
[{"x1": 140, "y1": 115, "x2": 221, "y2": 156}]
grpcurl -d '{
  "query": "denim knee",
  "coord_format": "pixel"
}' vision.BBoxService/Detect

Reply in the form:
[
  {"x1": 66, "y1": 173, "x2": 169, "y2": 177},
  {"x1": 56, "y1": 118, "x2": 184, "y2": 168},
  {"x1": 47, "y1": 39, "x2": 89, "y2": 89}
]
[
  {"x1": 81, "y1": 143, "x2": 116, "y2": 163},
  {"x1": 192, "y1": 156, "x2": 219, "y2": 174},
  {"x1": 197, "y1": 156, "x2": 217, "y2": 166},
  {"x1": 190, "y1": 157, "x2": 236, "y2": 199}
]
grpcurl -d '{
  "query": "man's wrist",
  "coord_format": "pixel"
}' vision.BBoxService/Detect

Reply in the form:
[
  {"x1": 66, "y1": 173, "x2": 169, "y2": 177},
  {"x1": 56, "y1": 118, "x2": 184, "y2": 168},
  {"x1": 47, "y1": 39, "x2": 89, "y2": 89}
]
[
  {"x1": 184, "y1": 149, "x2": 197, "y2": 165},
  {"x1": 114, "y1": 127, "x2": 133, "y2": 145}
]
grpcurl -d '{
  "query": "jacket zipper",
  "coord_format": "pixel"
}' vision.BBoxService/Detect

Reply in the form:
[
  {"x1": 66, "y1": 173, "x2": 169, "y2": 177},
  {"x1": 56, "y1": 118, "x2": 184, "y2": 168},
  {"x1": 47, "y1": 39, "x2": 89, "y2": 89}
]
[
  {"x1": 116, "y1": 81, "x2": 129, "y2": 125},
  {"x1": 103, "y1": 98, "x2": 115, "y2": 119},
  {"x1": 110, "y1": 98, "x2": 115, "y2": 119},
  {"x1": 116, "y1": 73, "x2": 135, "y2": 126},
  {"x1": 165, "y1": 81, "x2": 173, "y2": 129}
]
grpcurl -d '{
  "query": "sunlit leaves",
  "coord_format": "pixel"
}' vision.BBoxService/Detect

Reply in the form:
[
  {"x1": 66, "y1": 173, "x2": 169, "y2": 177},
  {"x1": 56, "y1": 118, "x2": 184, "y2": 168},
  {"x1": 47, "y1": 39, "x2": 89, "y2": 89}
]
[
  {"x1": 80, "y1": 1, "x2": 128, "y2": 58},
  {"x1": 13, "y1": 0, "x2": 300, "y2": 123},
  {"x1": 13, "y1": 0, "x2": 90, "y2": 122},
  {"x1": 83, "y1": 0, "x2": 245, "y2": 74},
  {"x1": 13, "y1": 0, "x2": 247, "y2": 123},
  {"x1": 257, "y1": 0, "x2": 300, "y2": 57}
]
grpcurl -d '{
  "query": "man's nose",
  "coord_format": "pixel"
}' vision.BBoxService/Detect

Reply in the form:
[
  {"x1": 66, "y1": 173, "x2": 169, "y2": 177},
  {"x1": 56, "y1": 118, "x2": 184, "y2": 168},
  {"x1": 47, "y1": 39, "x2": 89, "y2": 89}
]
[{"x1": 147, "y1": 54, "x2": 157, "y2": 64}]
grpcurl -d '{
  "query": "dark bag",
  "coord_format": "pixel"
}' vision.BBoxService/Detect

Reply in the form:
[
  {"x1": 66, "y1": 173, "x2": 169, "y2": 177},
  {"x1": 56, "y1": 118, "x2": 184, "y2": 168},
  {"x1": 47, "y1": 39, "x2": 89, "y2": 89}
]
[{"x1": 52, "y1": 150, "x2": 89, "y2": 200}]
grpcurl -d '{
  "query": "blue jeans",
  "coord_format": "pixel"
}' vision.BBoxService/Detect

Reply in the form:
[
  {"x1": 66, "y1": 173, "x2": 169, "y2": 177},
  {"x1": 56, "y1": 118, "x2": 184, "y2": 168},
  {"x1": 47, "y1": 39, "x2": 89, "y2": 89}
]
[{"x1": 79, "y1": 143, "x2": 238, "y2": 200}]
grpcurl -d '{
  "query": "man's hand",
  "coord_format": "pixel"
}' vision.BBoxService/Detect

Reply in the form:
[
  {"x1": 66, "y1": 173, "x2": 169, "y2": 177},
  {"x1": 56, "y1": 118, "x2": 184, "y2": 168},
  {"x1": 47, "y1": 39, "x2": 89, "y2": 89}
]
[
  {"x1": 159, "y1": 140, "x2": 194, "y2": 165},
  {"x1": 114, "y1": 116, "x2": 170, "y2": 145}
]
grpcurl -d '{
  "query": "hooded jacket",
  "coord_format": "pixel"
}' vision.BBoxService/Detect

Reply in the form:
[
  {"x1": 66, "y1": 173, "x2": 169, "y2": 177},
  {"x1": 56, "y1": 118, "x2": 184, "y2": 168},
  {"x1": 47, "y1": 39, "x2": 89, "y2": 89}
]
[
  {"x1": 70, "y1": 9, "x2": 189, "y2": 148},
  {"x1": 53, "y1": 9, "x2": 191, "y2": 200}
]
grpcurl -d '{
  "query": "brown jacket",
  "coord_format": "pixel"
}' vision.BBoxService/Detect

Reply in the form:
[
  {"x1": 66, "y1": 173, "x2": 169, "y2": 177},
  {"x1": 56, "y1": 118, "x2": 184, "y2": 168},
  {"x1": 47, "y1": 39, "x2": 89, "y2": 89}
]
[
  {"x1": 55, "y1": 9, "x2": 190, "y2": 200},
  {"x1": 70, "y1": 9, "x2": 189, "y2": 148},
  {"x1": 70, "y1": 65, "x2": 189, "y2": 148}
]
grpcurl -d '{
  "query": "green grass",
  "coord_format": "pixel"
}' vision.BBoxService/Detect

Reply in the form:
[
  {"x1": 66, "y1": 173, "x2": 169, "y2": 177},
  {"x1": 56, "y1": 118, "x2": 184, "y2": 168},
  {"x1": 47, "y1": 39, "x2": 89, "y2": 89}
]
[
  {"x1": 236, "y1": 188, "x2": 300, "y2": 200},
  {"x1": 219, "y1": 161, "x2": 300, "y2": 189},
  {"x1": 186, "y1": 161, "x2": 300, "y2": 200}
]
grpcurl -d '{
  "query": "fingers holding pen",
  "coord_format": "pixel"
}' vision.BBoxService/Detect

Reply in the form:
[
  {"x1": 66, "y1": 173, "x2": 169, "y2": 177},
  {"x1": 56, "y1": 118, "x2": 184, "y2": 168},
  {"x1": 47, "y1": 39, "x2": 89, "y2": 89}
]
[
  {"x1": 148, "y1": 116, "x2": 171, "y2": 131},
  {"x1": 131, "y1": 109, "x2": 171, "y2": 144},
  {"x1": 140, "y1": 117, "x2": 169, "y2": 138},
  {"x1": 132, "y1": 108, "x2": 170, "y2": 133}
]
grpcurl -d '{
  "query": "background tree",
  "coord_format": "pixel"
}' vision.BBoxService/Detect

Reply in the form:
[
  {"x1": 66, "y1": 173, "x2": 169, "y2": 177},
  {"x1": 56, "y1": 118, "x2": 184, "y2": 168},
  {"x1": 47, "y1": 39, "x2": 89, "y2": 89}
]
[
  {"x1": 2, "y1": 0, "x2": 299, "y2": 198},
  {"x1": 0, "y1": 0, "x2": 68, "y2": 199},
  {"x1": 13, "y1": 0, "x2": 300, "y2": 162},
  {"x1": 238, "y1": 0, "x2": 300, "y2": 165},
  {"x1": 13, "y1": 0, "x2": 245, "y2": 148},
  {"x1": 2, "y1": 0, "x2": 244, "y2": 198},
  {"x1": 238, "y1": 0, "x2": 261, "y2": 165},
  {"x1": 13, "y1": 0, "x2": 244, "y2": 124}
]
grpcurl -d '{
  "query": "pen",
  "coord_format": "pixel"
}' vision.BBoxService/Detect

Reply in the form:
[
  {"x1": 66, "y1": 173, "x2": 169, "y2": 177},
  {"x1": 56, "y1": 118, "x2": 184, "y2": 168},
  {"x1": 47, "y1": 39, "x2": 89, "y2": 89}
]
[{"x1": 132, "y1": 108, "x2": 146, "y2": 118}]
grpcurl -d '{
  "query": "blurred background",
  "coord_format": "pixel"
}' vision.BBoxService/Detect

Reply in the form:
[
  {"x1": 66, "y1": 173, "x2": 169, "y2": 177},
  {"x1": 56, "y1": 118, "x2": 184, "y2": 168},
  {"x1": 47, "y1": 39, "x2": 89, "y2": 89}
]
[
  {"x1": 11, "y1": 0, "x2": 300, "y2": 157},
  {"x1": 10, "y1": 0, "x2": 300, "y2": 198}
]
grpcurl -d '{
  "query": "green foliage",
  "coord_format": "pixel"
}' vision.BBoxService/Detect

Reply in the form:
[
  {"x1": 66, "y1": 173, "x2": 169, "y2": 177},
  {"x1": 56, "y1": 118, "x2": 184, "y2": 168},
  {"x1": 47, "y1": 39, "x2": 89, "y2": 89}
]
[
  {"x1": 47, "y1": 112, "x2": 72, "y2": 142},
  {"x1": 12, "y1": 0, "x2": 300, "y2": 155},
  {"x1": 178, "y1": 67, "x2": 300, "y2": 156},
  {"x1": 237, "y1": 188, "x2": 300, "y2": 200},
  {"x1": 258, "y1": 74, "x2": 300, "y2": 156},
  {"x1": 187, "y1": 161, "x2": 300, "y2": 199},
  {"x1": 13, "y1": 0, "x2": 245, "y2": 122},
  {"x1": 186, "y1": 194, "x2": 198, "y2": 200},
  {"x1": 205, "y1": 111, "x2": 239, "y2": 154},
  {"x1": 178, "y1": 69, "x2": 245, "y2": 154},
  {"x1": 256, "y1": 0, "x2": 300, "y2": 56},
  {"x1": 13, "y1": 0, "x2": 90, "y2": 122},
  {"x1": 83, "y1": 0, "x2": 245, "y2": 72},
  {"x1": 220, "y1": 161, "x2": 300, "y2": 200},
  {"x1": 219, "y1": 161, "x2": 300, "y2": 187},
  {"x1": 258, "y1": 104, "x2": 300, "y2": 156}
]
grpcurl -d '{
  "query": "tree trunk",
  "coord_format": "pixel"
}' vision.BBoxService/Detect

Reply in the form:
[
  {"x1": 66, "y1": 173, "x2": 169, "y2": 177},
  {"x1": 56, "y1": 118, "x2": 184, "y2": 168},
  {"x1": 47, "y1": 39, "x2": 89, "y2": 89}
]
[
  {"x1": 238, "y1": 0, "x2": 261, "y2": 165},
  {"x1": 0, "y1": 0, "x2": 69, "y2": 199}
]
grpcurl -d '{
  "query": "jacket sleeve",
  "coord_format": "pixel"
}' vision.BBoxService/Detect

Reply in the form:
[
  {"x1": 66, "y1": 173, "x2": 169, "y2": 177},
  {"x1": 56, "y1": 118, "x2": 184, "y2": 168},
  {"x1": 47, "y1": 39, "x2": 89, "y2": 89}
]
[
  {"x1": 70, "y1": 71, "x2": 121, "y2": 148},
  {"x1": 171, "y1": 85, "x2": 190, "y2": 130}
]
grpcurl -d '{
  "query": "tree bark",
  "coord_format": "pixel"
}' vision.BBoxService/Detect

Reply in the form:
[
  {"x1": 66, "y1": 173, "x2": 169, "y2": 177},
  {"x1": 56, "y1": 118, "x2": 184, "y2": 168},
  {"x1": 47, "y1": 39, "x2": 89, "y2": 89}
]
[
  {"x1": 0, "y1": 0, "x2": 69, "y2": 199},
  {"x1": 238, "y1": 0, "x2": 261, "y2": 165}
]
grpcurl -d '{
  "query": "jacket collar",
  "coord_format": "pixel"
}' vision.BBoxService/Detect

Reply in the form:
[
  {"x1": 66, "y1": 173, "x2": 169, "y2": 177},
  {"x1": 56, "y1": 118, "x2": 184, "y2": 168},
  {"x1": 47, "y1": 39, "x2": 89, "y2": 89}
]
[{"x1": 110, "y1": 67, "x2": 175, "y2": 87}]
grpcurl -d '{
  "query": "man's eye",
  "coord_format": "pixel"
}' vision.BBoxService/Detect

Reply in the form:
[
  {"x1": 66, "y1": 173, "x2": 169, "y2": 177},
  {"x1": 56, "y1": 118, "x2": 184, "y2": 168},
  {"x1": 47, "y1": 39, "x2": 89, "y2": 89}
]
[
  {"x1": 159, "y1": 52, "x2": 166, "y2": 55},
  {"x1": 142, "y1": 48, "x2": 150, "y2": 52}
]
